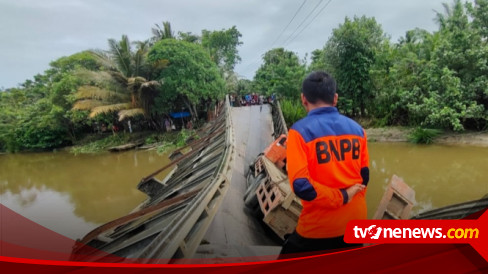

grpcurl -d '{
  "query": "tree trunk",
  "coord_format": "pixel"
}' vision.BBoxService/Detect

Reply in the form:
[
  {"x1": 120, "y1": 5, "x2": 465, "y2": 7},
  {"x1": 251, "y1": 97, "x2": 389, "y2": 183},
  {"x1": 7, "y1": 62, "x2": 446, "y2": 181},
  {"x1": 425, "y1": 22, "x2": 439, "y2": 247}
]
[
  {"x1": 131, "y1": 94, "x2": 136, "y2": 108},
  {"x1": 192, "y1": 104, "x2": 198, "y2": 122},
  {"x1": 182, "y1": 97, "x2": 196, "y2": 121},
  {"x1": 360, "y1": 99, "x2": 365, "y2": 117}
]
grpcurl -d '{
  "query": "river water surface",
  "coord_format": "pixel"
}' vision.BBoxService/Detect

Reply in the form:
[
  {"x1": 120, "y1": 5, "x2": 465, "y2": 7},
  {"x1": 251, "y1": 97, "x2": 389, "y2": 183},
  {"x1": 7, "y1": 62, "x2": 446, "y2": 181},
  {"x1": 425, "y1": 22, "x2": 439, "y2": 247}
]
[
  {"x1": 0, "y1": 149, "x2": 172, "y2": 239},
  {"x1": 1, "y1": 143, "x2": 487, "y2": 240},
  {"x1": 366, "y1": 142, "x2": 488, "y2": 218}
]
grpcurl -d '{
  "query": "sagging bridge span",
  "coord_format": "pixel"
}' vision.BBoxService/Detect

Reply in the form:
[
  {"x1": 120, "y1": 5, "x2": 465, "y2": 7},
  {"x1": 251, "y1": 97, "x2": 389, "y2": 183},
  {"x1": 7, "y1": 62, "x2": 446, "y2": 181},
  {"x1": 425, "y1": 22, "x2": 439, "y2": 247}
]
[{"x1": 72, "y1": 98, "x2": 286, "y2": 263}]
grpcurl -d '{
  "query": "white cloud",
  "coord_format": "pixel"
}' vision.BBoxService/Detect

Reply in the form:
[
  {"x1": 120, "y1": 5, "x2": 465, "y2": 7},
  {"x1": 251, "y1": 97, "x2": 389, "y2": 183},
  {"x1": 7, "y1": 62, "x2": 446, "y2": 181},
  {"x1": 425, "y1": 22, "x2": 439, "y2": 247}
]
[{"x1": 0, "y1": 0, "x2": 453, "y2": 88}]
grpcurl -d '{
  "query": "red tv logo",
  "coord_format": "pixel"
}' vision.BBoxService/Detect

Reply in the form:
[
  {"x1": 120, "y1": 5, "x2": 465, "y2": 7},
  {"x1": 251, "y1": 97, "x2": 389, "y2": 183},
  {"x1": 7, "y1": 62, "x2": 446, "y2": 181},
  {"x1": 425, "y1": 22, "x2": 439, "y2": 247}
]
[{"x1": 356, "y1": 225, "x2": 382, "y2": 240}]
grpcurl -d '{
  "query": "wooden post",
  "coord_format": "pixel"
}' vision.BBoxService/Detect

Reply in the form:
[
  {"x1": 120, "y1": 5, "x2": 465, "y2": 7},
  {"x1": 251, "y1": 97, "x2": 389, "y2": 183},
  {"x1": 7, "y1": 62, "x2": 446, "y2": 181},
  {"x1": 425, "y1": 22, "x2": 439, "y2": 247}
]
[{"x1": 373, "y1": 175, "x2": 416, "y2": 220}]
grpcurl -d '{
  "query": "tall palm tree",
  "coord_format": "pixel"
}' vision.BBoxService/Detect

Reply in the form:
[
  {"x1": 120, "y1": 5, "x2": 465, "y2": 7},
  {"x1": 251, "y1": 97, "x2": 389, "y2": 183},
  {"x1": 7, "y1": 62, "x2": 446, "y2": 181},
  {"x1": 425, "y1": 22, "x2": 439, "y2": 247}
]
[
  {"x1": 434, "y1": 0, "x2": 467, "y2": 32},
  {"x1": 72, "y1": 35, "x2": 167, "y2": 122},
  {"x1": 151, "y1": 21, "x2": 175, "y2": 43}
]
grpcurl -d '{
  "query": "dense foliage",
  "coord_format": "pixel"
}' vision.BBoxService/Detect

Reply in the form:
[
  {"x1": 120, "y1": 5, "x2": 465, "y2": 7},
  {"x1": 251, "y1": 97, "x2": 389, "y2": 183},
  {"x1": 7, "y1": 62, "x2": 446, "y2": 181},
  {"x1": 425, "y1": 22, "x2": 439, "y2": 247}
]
[
  {"x1": 369, "y1": 0, "x2": 488, "y2": 131},
  {"x1": 280, "y1": 98, "x2": 307, "y2": 129},
  {"x1": 314, "y1": 16, "x2": 387, "y2": 118},
  {"x1": 2, "y1": 0, "x2": 488, "y2": 152},
  {"x1": 148, "y1": 39, "x2": 226, "y2": 118},
  {"x1": 269, "y1": 0, "x2": 487, "y2": 132},
  {"x1": 0, "y1": 23, "x2": 240, "y2": 152},
  {"x1": 253, "y1": 48, "x2": 306, "y2": 100},
  {"x1": 0, "y1": 52, "x2": 100, "y2": 152},
  {"x1": 201, "y1": 26, "x2": 243, "y2": 72}
]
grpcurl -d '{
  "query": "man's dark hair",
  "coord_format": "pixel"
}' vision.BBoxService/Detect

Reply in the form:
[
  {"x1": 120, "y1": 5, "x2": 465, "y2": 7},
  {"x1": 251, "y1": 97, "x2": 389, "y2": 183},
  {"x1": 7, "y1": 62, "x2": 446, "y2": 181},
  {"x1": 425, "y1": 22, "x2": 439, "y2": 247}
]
[{"x1": 302, "y1": 71, "x2": 336, "y2": 104}]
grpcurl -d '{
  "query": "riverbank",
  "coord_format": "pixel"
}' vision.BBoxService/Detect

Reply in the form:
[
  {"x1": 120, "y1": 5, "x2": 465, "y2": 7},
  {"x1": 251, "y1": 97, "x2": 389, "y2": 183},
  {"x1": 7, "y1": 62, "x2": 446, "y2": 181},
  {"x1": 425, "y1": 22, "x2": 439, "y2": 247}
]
[
  {"x1": 68, "y1": 130, "x2": 195, "y2": 154},
  {"x1": 3, "y1": 127, "x2": 487, "y2": 155},
  {"x1": 366, "y1": 127, "x2": 488, "y2": 147}
]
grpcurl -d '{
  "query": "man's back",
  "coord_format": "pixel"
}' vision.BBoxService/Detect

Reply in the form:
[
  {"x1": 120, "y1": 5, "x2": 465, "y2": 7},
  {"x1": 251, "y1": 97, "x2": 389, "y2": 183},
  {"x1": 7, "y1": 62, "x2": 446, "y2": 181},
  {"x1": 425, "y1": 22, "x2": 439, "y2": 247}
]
[
  {"x1": 287, "y1": 106, "x2": 369, "y2": 238},
  {"x1": 279, "y1": 71, "x2": 368, "y2": 256}
]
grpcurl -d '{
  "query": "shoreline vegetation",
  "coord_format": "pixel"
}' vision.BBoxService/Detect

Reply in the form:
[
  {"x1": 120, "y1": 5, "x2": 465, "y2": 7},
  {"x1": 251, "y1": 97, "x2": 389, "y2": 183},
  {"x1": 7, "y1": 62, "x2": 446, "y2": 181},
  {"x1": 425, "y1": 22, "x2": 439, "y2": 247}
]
[
  {"x1": 2, "y1": 1, "x2": 488, "y2": 153},
  {"x1": 45, "y1": 126, "x2": 487, "y2": 156},
  {"x1": 41, "y1": 119, "x2": 480, "y2": 156},
  {"x1": 1, "y1": 124, "x2": 486, "y2": 156},
  {"x1": 67, "y1": 129, "x2": 197, "y2": 155},
  {"x1": 365, "y1": 127, "x2": 488, "y2": 147},
  {"x1": 68, "y1": 124, "x2": 488, "y2": 155},
  {"x1": 69, "y1": 126, "x2": 488, "y2": 156}
]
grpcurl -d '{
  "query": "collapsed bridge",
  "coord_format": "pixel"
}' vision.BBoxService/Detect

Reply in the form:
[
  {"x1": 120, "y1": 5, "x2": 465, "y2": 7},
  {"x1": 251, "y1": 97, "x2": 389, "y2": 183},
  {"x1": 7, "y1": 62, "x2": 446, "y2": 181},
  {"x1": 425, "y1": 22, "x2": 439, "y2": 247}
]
[
  {"x1": 71, "y1": 97, "x2": 284, "y2": 263},
  {"x1": 71, "y1": 97, "x2": 488, "y2": 263}
]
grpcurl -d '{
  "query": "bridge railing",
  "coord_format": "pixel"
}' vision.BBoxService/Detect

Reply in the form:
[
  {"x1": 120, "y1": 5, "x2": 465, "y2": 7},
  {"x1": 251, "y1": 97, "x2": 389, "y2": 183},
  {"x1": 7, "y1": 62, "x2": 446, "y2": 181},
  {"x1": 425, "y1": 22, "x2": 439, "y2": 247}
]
[
  {"x1": 71, "y1": 96, "x2": 235, "y2": 263},
  {"x1": 270, "y1": 100, "x2": 288, "y2": 139}
]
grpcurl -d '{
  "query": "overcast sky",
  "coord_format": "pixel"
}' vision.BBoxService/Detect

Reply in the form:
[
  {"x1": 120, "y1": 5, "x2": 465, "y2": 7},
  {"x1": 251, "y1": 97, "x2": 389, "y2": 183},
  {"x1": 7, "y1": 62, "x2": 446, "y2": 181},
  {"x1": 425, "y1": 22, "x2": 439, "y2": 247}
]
[{"x1": 0, "y1": 0, "x2": 460, "y2": 89}]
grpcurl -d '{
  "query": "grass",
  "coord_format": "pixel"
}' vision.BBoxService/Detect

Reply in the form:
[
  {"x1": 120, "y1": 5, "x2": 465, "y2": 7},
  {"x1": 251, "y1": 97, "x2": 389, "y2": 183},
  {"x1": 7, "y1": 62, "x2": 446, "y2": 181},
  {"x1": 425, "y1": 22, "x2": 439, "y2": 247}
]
[
  {"x1": 70, "y1": 134, "x2": 131, "y2": 154},
  {"x1": 69, "y1": 128, "x2": 200, "y2": 155},
  {"x1": 155, "y1": 129, "x2": 198, "y2": 155},
  {"x1": 407, "y1": 127, "x2": 442, "y2": 144},
  {"x1": 280, "y1": 98, "x2": 307, "y2": 128}
]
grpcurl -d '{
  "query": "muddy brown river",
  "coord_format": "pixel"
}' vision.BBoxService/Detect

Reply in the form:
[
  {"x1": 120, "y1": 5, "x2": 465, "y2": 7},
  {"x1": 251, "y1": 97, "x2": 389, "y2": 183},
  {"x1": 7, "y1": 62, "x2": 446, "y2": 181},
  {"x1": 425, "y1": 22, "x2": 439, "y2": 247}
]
[
  {"x1": 1, "y1": 143, "x2": 487, "y2": 240},
  {"x1": 0, "y1": 149, "x2": 172, "y2": 239}
]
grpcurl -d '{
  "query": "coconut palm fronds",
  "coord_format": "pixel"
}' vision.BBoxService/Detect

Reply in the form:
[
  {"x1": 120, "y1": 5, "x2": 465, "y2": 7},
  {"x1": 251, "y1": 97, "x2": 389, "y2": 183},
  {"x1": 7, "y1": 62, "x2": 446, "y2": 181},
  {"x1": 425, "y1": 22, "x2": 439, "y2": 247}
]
[
  {"x1": 118, "y1": 108, "x2": 145, "y2": 121},
  {"x1": 88, "y1": 103, "x2": 131, "y2": 118},
  {"x1": 72, "y1": 99, "x2": 104, "y2": 110}
]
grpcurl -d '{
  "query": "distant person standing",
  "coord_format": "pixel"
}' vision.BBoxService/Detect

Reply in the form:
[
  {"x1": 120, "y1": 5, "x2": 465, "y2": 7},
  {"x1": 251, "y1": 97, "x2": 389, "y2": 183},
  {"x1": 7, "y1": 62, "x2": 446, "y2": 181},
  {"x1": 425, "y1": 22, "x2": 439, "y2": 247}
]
[
  {"x1": 165, "y1": 118, "x2": 172, "y2": 132},
  {"x1": 128, "y1": 120, "x2": 132, "y2": 133},
  {"x1": 280, "y1": 71, "x2": 369, "y2": 257},
  {"x1": 245, "y1": 94, "x2": 251, "y2": 106}
]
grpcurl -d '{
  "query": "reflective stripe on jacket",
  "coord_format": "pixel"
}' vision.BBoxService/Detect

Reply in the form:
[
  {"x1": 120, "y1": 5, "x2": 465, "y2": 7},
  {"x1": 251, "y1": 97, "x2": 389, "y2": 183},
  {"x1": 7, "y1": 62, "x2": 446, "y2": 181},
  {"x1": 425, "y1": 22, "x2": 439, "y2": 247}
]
[{"x1": 287, "y1": 107, "x2": 369, "y2": 238}]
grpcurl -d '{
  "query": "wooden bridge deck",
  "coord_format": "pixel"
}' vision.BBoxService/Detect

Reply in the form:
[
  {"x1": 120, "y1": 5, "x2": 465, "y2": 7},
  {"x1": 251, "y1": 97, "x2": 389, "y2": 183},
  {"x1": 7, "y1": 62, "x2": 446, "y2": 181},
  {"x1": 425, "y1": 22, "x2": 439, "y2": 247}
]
[
  {"x1": 71, "y1": 99, "x2": 283, "y2": 263},
  {"x1": 197, "y1": 104, "x2": 281, "y2": 259}
]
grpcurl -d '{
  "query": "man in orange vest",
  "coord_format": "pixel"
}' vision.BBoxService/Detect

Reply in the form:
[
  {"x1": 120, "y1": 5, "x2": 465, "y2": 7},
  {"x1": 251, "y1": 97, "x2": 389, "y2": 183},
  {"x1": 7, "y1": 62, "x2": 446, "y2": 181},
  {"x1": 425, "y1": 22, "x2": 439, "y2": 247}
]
[{"x1": 280, "y1": 71, "x2": 369, "y2": 257}]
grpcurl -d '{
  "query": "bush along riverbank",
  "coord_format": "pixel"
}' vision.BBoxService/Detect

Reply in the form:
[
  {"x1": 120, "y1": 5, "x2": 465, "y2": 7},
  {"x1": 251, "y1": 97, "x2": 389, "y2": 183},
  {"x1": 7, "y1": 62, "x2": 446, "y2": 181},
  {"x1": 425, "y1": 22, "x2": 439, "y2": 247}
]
[
  {"x1": 279, "y1": 99, "x2": 488, "y2": 147},
  {"x1": 365, "y1": 127, "x2": 488, "y2": 147},
  {"x1": 69, "y1": 129, "x2": 197, "y2": 155}
]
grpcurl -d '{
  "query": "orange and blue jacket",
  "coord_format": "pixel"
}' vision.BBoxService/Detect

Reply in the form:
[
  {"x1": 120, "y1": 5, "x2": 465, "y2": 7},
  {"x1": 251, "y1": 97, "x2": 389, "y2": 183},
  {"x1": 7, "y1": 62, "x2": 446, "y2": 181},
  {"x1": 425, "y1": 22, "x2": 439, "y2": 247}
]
[{"x1": 287, "y1": 107, "x2": 369, "y2": 238}]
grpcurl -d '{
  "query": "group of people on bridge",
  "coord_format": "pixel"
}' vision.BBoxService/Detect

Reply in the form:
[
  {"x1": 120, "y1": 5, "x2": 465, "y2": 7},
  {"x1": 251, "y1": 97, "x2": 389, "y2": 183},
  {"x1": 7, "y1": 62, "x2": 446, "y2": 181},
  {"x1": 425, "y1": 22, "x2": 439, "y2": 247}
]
[{"x1": 229, "y1": 93, "x2": 275, "y2": 107}]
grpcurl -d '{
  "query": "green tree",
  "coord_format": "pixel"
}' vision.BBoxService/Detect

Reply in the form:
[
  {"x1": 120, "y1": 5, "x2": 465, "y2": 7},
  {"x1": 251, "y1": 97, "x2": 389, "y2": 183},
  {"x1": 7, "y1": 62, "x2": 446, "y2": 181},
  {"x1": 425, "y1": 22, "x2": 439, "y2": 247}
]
[
  {"x1": 253, "y1": 48, "x2": 306, "y2": 100},
  {"x1": 369, "y1": 29, "x2": 439, "y2": 126},
  {"x1": 0, "y1": 51, "x2": 104, "y2": 151},
  {"x1": 224, "y1": 71, "x2": 239, "y2": 94},
  {"x1": 178, "y1": 31, "x2": 200, "y2": 43},
  {"x1": 0, "y1": 88, "x2": 30, "y2": 151},
  {"x1": 309, "y1": 49, "x2": 326, "y2": 72},
  {"x1": 148, "y1": 39, "x2": 226, "y2": 119},
  {"x1": 468, "y1": 0, "x2": 488, "y2": 38},
  {"x1": 72, "y1": 36, "x2": 166, "y2": 123},
  {"x1": 428, "y1": 0, "x2": 487, "y2": 130},
  {"x1": 321, "y1": 16, "x2": 387, "y2": 117},
  {"x1": 151, "y1": 21, "x2": 175, "y2": 42},
  {"x1": 370, "y1": 0, "x2": 487, "y2": 131},
  {"x1": 201, "y1": 26, "x2": 243, "y2": 72},
  {"x1": 236, "y1": 79, "x2": 253, "y2": 95}
]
